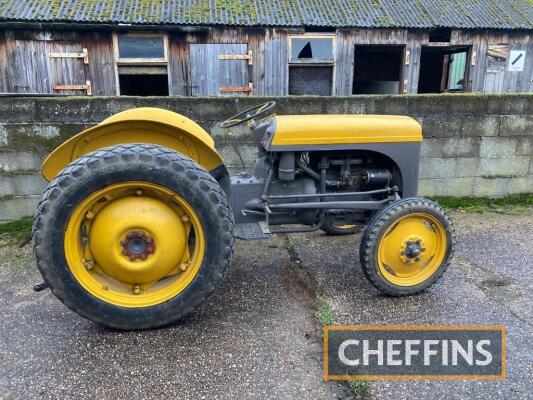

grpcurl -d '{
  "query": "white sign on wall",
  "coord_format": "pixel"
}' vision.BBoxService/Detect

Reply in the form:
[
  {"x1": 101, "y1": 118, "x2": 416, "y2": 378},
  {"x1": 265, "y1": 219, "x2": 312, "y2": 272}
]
[{"x1": 508, "y1": 50, "x2": 525, "y2": 72}]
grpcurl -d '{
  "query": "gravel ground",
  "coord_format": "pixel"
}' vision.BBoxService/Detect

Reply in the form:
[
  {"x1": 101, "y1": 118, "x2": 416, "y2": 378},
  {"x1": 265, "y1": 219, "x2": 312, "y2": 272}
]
[
  {"x1": 289, "y1": 208, "x2": 533, "y2": 399},
  {"x1": 0, "y1": 209, "x2": 532, "y2": 399}
]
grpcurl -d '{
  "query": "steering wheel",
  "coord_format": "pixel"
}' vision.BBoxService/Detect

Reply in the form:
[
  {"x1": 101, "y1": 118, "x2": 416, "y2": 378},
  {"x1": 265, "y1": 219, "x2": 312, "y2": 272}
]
[{"x1": 220, "y1": 101, "x2": 276, "y2": 128}]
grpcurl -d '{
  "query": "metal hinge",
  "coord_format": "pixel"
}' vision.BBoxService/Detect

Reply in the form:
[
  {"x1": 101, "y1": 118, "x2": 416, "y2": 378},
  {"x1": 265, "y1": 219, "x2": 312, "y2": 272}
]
[
  {"x1": 48, "y1": 48, "x2": 89, "y2": 64},
  {"x1": 218, "y1": 50, "x2": 253, "y2": 65},
  {"x1": 53, "y1": 80, "x2": 92, "y2": 95},
  {"x1": 219, "y1": 82, "x2": 253, "y2": 95}
]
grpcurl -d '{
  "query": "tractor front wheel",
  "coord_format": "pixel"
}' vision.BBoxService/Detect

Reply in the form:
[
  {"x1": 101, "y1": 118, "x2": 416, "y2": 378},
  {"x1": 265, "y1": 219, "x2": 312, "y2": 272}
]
[
  {"x1": 33, "y1": 144, "x2": 234, "y2": 329},
  {"x1": 359, "y1": 198, "x2": 454, "y2": 296}
]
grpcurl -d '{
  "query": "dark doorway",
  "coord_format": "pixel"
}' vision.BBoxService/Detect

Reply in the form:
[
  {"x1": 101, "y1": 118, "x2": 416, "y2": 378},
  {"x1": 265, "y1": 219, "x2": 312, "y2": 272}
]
[
  {"x1": 119, "y1": 69, "x2": 169, "y2": 96},
  {"x1": 418, "y1": 46, "x2": 469, "y2": 93},
  {"x1": 352, "y1": 46, "x2": 404, "y2": 94}
]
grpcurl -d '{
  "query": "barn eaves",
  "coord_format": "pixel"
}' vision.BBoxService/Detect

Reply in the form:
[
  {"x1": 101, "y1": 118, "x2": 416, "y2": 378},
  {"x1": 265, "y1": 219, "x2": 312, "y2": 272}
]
[{"x1": 0, "y1": 0, "x2": 532, "y2": 30}]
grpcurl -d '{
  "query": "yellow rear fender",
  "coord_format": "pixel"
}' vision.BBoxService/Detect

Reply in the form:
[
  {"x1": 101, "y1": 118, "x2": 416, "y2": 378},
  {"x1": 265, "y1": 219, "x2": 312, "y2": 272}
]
[{"x1": 41, "y1": 107, "x2": 224, "y2": 181}]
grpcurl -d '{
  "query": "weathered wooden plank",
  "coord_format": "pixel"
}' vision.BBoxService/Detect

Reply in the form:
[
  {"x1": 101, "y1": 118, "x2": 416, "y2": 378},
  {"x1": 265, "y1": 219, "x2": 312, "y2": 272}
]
[
  {"x1": 82, "y1": 32, "x2": 117, "y2": 95},
  {"x1": 0, "y1": 31, "x2": 9, "y2": 92},
  {"x1": 264, "y1": 29, "x2": 288, "y2": 95},
  {"x1": 10, "y1": 38, "x2": 51, "y2": 93},
  {"x1": 46, "y1": 41, "x2": 87, "y2": 95}
]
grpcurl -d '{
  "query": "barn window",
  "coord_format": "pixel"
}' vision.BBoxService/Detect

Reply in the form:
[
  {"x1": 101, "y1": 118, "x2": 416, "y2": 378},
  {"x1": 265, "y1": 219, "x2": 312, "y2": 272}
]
[
  {"x1": 114, "y1": 33, "x2": 169, "y2": 96},
  {"x1": 288, "y1": 35, "x2": 335, "y2": 95},
  {"x1": 117, "y1": 34, "x2": 167, "y2": 61}
]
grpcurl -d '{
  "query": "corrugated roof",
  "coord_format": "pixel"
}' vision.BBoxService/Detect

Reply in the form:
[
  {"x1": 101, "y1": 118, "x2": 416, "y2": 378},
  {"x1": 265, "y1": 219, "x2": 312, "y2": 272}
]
[{"x1": 0, "y1": 0, "x2": 532, "y2": 29}]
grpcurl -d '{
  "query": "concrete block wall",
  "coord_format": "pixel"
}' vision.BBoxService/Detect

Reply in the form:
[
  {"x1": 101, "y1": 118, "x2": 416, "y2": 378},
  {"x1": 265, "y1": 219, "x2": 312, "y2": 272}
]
[{"x1": 0, "y1": 94, "x2": 531, "y2": 220}]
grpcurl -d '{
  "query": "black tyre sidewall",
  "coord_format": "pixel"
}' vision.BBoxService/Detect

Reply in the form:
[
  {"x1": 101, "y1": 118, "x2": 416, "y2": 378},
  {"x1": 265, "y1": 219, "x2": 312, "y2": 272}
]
[
  {"x1": 321, "y1": 215, "x2": 360, "y2": 236},
  {"x1": 359, "y1": 198, "x2": 454, "y2": 296},
  {"x1": 33, "y1": 145, "x2": 234, "y2": 329}
]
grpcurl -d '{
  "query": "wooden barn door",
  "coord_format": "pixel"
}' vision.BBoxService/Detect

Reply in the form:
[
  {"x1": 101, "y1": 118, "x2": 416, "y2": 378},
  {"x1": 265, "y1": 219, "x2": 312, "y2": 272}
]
[
  {"x1": 483, "y1": 45, "x2": 508, "y2": 93},
  {"x1": 46, "y1": 41, "x2": 90, "y2": 95},
  {"x1": 189, "y1": 43, "x2": 251, "y2": 96},
  {"x1": 11, "y1": 40, "x2": 51, "y2": 93},
  {"x1": 9, "y1": 39, "x2": 90, "y2": 94}
]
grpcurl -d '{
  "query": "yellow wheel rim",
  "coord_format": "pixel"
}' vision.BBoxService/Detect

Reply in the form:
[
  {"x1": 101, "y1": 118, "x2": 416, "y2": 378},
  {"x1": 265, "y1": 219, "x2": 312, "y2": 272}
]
[
  {"x1": 335, "y1": 224, "x2": 356, "y2": 230},
  {"x1": 377, "y1": 213, "x2": 447, "y2": 287},
  {"x1": 64, "y1": 182, "x2": 205, "y2": 307}
]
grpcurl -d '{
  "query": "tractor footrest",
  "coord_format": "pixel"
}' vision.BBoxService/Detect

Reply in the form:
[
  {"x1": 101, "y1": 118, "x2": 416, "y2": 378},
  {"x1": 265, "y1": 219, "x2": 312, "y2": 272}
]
[{"x1": 235, "y1": 222, "x2": 272, "y2": 240}]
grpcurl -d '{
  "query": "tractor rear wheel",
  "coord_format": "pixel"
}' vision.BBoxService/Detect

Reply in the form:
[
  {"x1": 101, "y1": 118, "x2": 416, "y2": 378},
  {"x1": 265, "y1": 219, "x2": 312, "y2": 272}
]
[
  {"x1": 33, "y1": 144, "x2": 234, "y2": 329},
  {"x1": 359, "y1": 198, "x2": 454, "y2": 296}
]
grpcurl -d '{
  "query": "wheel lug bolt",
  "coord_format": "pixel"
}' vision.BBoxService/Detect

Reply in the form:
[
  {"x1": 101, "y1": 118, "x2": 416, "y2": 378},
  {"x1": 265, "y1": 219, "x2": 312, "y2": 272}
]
[
  {"x1": 133, "y1": 285, "x2": 141, "y2": 295},
  {"x1": 181, "y1": 215, "x2": 189, "y2": 222},
  {"x1": 136, "y1": 190, "x2": 142, "y2": 196},
  {"x1": 140, "y1": 254, "x2": 146, "y2": 260},
  {"x1": 415, "y1": 257, "x2": 421, "y2": 262},
  {"x1": 83, "y1": 259, "x2": 94, "y2": 270},
  {"x1": 400, "y1": 251, "x2": 405, "y2": 255},
  {"x1": 122, "y1": 249, "x2": 128, "y2": 255},
  {"x1": 85, "y1": 210, "x2": 94, "y2": 220}
]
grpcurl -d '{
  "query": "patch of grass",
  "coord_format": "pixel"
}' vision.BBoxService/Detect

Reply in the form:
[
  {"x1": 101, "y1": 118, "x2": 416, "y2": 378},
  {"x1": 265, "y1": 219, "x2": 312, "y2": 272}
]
[
  {"x1": 0, "y1": 217, "x2": 32, "y2": 244},
  {"x1": 431, "y1": 194, "x2": 533, "y2": 214},
  {"x1": 283, "y1": 235, "x2": 294, "y2": 252},
  {"x1": 314, "y1": 292, "x2": 334, "y2": 326},
  {"x1": 348, "y1": 379, "x2": 370, "y2": 399}
]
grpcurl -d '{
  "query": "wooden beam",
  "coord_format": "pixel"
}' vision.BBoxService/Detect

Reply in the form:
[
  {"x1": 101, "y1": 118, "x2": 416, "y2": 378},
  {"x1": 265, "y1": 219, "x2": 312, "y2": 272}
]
[
  {"x1": 48, "y1": 48, "x2": 89, "y2": 64},
  {"x1": 53, "y1": 80, "x2": 92, "y2": 95}
]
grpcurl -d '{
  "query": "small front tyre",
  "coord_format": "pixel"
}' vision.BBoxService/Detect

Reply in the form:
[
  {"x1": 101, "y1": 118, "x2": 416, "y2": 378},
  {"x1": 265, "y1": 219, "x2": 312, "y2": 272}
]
[{"x1": 359, "y1": 197, "x2": 454, "y2": 296}]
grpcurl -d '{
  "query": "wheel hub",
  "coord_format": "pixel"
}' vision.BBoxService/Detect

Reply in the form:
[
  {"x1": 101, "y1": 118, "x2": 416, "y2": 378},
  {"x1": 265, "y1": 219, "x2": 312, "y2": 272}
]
[
  {"x1": 89, "y1": 196, "x2": 187, "y2": 284},
  {"x1": 121, "y1": 230, "x2": 156, "y2": 261},
  {"x1": 400, "y1": 238, "x2": 426, "y2": 264}
]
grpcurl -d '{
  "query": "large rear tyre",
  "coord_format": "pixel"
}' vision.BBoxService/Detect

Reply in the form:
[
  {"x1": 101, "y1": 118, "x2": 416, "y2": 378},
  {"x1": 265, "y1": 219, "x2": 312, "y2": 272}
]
[
  {"x1": 33, "y1": 144, "x2": 234, "y2": 330},
  {"x1": 359, "y1": 198, "x2": 454, "y2": 296}
]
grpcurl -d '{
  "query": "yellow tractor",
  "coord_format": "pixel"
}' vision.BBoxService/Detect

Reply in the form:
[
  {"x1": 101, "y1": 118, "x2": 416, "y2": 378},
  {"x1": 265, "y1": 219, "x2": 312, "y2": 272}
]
[{"x1": 32, "y1": 102, "x2": 454, "y2": 329}]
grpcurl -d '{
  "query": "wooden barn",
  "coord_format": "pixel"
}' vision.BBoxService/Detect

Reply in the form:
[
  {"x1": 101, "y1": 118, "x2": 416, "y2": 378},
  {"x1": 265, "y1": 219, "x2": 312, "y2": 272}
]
[{"x1": 0, "y1": 0, "x2": 532, "y2": 97}]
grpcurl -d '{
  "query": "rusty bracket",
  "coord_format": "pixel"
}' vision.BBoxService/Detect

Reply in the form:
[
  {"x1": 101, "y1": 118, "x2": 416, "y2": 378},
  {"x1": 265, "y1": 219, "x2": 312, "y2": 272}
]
[
  {"x1": 219, "y1": 82, "x2": 253, "y2": 95},
  {"x1": 218, "y1": 50, "x2": 253, "y2": 65},
  {"x1": 53, "y1": 80, "x2": 92, "y2": 95},
  {"x1": 48, "y1": 48, "x2": 89, "y2": 64}
]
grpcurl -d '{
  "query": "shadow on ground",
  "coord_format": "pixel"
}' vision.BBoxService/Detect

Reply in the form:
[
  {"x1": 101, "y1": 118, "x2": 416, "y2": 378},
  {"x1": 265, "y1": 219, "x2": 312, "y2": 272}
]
[{"x1": 0, "y1": 210, "x2": 531, "y2": 399}]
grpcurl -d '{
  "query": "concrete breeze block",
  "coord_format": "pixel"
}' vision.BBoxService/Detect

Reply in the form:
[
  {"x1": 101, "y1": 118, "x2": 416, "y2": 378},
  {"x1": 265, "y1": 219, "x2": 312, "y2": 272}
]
[
  {"x1": 460, "y1": 115, "x2": 499, "y2": 137},
  {"x1": 418, "y1": 177, "x2": 475, "y2": 197},
  {"x1": 479, "y1": 137, "x2": 518, "y2": 159},
  {"x1": 472, "y1": 177, "x2": 511, "y2": 197},
  {"x1": 0, "y1": 151, "x2": 42, "y2": 173},
  {"x1": 419, "y1": 158, "x2": 456, "y2": 179},
  {"x1": 420, "y1": 138, "x2": 444, "y2": 158},
  {"x1": 479, "y1": 157, "x2": 530, "y2": 177},
  {"x1": 499, "y1": 115, "x2": 533, "y2": 136},
  {"x1": 442, "y1": 137, "x2": 480, "y2": 158}
]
